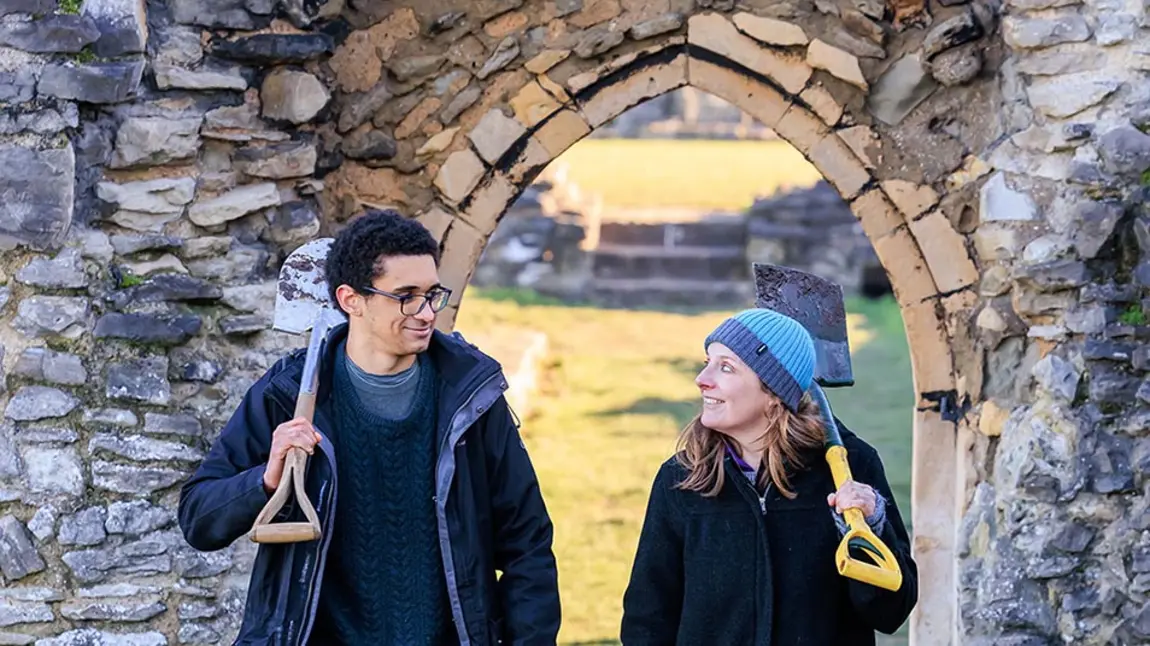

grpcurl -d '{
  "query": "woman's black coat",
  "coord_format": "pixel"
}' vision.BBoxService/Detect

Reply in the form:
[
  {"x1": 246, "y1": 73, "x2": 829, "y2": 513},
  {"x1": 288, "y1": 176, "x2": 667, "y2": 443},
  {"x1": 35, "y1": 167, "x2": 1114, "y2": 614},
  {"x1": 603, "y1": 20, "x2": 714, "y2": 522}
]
[{"x1": 620, "y1": 422, "x2": 918, "y2": 645}]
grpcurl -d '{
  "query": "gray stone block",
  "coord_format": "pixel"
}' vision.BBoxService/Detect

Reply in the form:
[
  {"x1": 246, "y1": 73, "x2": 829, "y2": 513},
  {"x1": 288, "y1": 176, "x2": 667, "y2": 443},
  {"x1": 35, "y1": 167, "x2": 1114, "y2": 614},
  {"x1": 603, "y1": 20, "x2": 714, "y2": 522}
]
[
  {"x1": 0, "y1": 15, "x2": 99, "y2": 53},
  {"x1": 58, "y1": 507, "x2": 107, "y2": 547},
  {"x1": 171, "y1": 0, "x2": 256, "y2": 29},
  {"x1": 13, "y1": 295, "x2": 90, "y2": 339},
  {"x1": 38, "y1": 60, "x2": 144, "y2": 104},
  {"x1": 0, "y1": 516, "x2": 45, "y2": 581},
  {"x1": 0, "y1": 144, "x2": 74, "y2": 251},
  {"x1": 15, "y1": 248, "x2": 87, "y2": 289},
  {"x1": 105, "y1": 500, "x2": 174, "y2": 536},
  {"x1": 81, "y1": 0, "x2": 147, "y2": 57},
  {"x1": 3, "y1": 386, "x2": 79, "y2": 422},
  {"x1": 13, "y1": 348, "x2": 88, "y2": 386},
  {"x1": 94, "y1": 312, "x2": 202, "y2": 346},
  {"x1": 90, "y1": 460, "x2": 184, "y2": 494},
  {"x1": 106, "y1": 357, "x2": 171, "y2": 405},
  {"x1": 20, "y1": 446, "x2": 84, "y2": 496}
]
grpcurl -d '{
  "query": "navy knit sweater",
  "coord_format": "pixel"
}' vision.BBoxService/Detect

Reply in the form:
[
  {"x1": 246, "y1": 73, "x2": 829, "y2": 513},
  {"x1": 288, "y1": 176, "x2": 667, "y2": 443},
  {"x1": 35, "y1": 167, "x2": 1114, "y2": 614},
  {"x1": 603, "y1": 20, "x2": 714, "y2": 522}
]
[{"x1": 310, "y1": 348, "x2": 454, "y2": 645}]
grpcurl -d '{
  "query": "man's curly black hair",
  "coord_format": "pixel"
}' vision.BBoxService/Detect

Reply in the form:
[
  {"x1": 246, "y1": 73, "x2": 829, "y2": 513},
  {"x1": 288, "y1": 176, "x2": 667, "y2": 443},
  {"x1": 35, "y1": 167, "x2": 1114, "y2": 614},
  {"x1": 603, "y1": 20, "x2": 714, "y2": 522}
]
[{"x1": 325, "y1": 209, "x2": 440, "y2": 313}]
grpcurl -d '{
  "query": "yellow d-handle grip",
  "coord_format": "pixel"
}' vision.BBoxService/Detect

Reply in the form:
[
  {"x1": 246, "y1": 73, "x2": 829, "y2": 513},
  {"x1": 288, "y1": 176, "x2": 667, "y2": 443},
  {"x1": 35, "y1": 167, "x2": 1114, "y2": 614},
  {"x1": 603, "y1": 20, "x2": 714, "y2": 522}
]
[{"x1": 826, "y1": 445, "x2": 903, "y2": 592}]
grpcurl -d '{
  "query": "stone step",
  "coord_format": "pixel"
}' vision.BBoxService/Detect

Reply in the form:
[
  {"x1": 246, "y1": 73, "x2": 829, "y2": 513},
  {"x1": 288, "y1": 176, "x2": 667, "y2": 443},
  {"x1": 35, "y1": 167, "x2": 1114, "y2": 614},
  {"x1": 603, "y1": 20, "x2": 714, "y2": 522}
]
[
  {"x1": 597, "y1": 219, "x2": 747, "y2": 248},
  {"x1": 589, "y1": 277, "x2": 754, "y2": 308},
  {"x1": 592, "y1": 245, "x2": 749, "y2": 281}
]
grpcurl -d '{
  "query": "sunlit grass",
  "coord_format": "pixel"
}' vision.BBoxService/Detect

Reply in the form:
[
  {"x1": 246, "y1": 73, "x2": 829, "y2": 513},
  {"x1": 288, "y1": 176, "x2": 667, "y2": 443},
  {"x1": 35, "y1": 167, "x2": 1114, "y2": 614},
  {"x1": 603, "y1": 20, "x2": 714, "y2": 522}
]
[
  {"x1": 555, "y1": 139, "x2": 822, "y2": 210},
  {"x1": 456, "y1": 289, "x2": 912, "y2": 645}
]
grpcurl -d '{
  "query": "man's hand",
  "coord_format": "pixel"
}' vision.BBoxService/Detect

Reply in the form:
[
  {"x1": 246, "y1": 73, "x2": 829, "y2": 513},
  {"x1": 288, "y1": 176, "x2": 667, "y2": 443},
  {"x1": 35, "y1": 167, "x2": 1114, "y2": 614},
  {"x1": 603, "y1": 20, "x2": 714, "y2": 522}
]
[
  {"x1": 263, "y1": 418, "x2": 322, "y2": 494},
  {"x1": 827, "y1": 479, "x2": 877, "y2": 518}
]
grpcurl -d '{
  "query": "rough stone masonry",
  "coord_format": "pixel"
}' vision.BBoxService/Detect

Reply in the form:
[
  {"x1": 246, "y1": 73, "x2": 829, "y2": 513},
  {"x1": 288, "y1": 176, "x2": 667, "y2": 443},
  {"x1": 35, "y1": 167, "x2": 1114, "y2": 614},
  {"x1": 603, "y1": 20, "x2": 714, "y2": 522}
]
[{"x1": 0, "y1": 0, "x2": 1148, "y2": 644}]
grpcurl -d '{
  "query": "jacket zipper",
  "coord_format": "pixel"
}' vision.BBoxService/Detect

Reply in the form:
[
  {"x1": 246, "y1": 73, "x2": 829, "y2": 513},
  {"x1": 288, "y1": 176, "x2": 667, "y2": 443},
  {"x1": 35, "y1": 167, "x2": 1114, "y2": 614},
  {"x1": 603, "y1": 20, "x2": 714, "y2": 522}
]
[{"x1": 435, "y1": 371, "x2": 505, "y2": 646}]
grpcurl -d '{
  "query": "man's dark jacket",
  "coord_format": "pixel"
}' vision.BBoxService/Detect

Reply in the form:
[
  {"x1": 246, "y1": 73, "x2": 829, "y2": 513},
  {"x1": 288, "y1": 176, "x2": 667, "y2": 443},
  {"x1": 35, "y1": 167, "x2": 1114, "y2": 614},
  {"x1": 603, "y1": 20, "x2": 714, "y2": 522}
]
[
  {"x1": 620, "y1": 424, "x2": 917, "y2": 645},
  {"x1": 177, "y1": 324, "x2": 561, "y2": 646}
]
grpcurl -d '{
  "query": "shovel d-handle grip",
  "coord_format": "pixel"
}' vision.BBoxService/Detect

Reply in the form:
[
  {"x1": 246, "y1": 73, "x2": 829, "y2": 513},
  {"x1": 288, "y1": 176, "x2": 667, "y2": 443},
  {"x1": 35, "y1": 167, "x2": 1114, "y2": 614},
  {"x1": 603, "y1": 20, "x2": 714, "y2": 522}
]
[
  {"x1": 249, "y1": 392, "x2": 323, "y2": 544},
  {"x1": 825, "y1": 445, "x2": 904, "y2": 592}
]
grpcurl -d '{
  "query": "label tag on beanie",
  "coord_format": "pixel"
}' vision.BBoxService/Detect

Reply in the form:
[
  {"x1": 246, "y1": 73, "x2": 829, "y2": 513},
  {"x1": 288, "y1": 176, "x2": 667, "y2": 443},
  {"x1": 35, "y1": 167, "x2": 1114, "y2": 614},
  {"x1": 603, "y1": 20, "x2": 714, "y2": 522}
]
[{"x1": 756, "y1": 343, "x2": 767, "y2": 355}]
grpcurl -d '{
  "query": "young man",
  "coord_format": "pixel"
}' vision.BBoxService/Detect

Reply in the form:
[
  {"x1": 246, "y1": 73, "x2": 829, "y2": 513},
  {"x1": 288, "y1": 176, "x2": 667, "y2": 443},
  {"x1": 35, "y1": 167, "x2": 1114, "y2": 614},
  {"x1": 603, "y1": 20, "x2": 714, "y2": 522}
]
[{"x1": 178, "y1": 209, "x2": 561, "y2": 646}]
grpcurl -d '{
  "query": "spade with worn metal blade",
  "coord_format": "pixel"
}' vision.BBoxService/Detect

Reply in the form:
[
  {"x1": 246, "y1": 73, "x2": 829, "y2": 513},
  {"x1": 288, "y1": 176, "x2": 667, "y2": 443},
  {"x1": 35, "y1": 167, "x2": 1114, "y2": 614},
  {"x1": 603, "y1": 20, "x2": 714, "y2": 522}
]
[
  {"x1": 249, "y1": 238, "x2": 346, "y2": 544},
  {"x1": 753, "y1": 262, "x2": 903, "y2": 592},
  {"x1": 753, "y1": 263, "x2": 853, "y2": 388}
]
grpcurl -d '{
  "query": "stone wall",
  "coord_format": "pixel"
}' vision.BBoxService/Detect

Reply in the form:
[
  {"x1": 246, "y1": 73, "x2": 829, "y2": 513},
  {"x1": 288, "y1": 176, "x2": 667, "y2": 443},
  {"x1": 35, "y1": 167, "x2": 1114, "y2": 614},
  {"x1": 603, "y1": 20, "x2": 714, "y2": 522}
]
[{"x1": 0, "y1": 0, "x2": 1147, "y2": 644}]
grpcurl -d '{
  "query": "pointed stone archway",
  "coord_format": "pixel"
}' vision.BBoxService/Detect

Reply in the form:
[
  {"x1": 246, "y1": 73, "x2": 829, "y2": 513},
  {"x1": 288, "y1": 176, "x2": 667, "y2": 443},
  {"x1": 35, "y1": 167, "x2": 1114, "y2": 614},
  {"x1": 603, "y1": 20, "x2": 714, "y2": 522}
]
[{"x1": 394, "y1": 14, "x2": 980, "y2": 643}]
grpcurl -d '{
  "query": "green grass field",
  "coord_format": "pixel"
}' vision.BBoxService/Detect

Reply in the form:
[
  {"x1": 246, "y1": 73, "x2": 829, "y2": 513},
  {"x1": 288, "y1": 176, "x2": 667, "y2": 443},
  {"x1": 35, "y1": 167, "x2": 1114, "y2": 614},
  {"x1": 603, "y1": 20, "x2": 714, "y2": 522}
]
[
  {"x1": 554, "y1": 139, "x2": 823, "y2": 211},
  {"x1": 456, "y1": 289, "x2": 913, "y2": 645}
]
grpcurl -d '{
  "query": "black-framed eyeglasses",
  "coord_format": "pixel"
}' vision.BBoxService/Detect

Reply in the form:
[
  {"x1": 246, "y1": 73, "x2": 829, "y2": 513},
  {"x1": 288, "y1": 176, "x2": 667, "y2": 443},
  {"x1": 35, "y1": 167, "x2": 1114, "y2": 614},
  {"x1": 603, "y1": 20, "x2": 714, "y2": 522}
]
[{"x1": 361, "y1": 286, "x2": 453, "y2": 316}]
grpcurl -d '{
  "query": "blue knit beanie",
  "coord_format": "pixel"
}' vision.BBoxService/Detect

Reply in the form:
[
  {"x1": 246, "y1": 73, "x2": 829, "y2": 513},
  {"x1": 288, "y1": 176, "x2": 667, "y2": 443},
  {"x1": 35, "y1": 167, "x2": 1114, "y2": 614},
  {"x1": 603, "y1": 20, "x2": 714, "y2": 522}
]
[{"x1": 704, "y1": 308, "x2": 816, "y2": 413}]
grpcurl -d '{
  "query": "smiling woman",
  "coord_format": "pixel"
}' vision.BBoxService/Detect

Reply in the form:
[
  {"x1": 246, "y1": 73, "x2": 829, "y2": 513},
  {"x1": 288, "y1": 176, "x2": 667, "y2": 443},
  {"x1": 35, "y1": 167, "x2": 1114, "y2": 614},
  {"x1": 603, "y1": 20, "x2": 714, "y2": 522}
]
[{"x1": 621, "y1": 307, "x2": 918, "y2": 646}]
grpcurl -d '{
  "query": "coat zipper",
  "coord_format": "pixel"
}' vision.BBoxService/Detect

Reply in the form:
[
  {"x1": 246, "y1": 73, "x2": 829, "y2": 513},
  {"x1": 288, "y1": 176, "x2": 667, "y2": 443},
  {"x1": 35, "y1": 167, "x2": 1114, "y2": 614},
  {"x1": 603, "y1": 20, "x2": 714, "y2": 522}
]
[{"x1": 435, "y1": 371, "x2": 505, "y2": 646}]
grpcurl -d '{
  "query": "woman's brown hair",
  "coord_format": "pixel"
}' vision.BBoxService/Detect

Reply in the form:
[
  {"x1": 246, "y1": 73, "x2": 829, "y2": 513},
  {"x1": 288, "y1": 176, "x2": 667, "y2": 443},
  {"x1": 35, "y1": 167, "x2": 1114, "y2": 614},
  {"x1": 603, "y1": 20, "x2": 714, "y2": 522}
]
[{"x1": 674, "y1": 390, "x2": 827, "y2": 498}]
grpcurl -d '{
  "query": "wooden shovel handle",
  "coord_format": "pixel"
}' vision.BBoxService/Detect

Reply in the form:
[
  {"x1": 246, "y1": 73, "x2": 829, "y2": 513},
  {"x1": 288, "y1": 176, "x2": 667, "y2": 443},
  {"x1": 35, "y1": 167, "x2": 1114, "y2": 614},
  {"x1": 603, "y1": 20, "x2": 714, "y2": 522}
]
[{"x1": 249, "y1": 392, "x2": 323, "y2": 544}]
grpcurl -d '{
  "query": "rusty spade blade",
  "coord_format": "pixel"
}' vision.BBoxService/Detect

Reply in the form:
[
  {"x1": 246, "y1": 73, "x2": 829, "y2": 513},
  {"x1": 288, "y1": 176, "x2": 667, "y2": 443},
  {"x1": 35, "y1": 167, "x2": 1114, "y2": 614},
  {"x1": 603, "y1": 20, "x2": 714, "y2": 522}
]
[{"x1": 752, "y1": 263, "x2": 853, "y2": 388}]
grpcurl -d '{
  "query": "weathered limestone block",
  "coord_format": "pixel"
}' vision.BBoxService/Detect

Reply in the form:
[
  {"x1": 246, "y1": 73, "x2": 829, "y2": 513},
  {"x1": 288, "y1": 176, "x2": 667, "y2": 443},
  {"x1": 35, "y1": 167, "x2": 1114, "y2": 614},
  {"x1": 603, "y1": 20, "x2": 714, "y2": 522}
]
[
  {"x1": 435, "y1": 149, "x2": 486, "y2": 203},
  {"x1": 235, "y1": 141, "x2": 317, "y2": 179},
  {"x1": 91, "y1": 462, "x2": 185, "y2": 494},
  {"x1": 16, "y1": 248, "x2": 87, "y2": 289},
  {"x1": 688, "y1": 12, "x2": 812, "y2": 94},
  {"x1": 81, "y1": 409, "x2": 138, "y2": 430},
  {"x1": 94, "y1": 313, "x2": 202, "y2": 346},
  {"x1": 0, "y1": 15, "x2": 99, "y2": 53},
  {"x1": 0, "y1": 144, "x2": 74, "y2": 251},
  {"x1": 38, "y1": 61, "x2": 144, "y2": 104},
  {"x1": 14, "y1": 296, "x2": 90, "y2": 339},
  {"x1": 188, "y1": 183, "x2": 281, "y2": 227},
  {"x1": 58, "y1": 508, "x2": 108, "y2": 547},
  {"x1": 38, "y1": 630, "x2": 167, "y2": 646},
  {"x1": 733, "y1": 12, "x2": 809, "y2": 46},
  {"x1": 213, "y1": 33, "x2": 334, "y2": 64},
  {"x1": 82, "y1": 0, "x2": 147, "y2": 57},
  {"x1": 0, "y1": 516, "x2": 46, "y2": 581},
  {"x1": 1026, "y1": 72, "x2": 1121, "y2": 118},
  {"x1": 89, "y1": 434, "x2": 204, "y2": 463},
  {"x1": 261, "y1": 69, "x2": 330, "y2": 124},
  {"x1": 110, "y1": 116, "x2": 202, "y2": 168},
  {"x1": 4, "y1": 387, "x2": 79, "y2": 421},
  {"x1": 170, "y1": 0, "x2": 257, "y2": 29},
  {"x1": 629, "y1": 12, "x2": 684, "y2": 40},
  {"x1": 21, "y1": 446, "x2": 84, "y2": 497},
  {"x1": 106, "y1": 358, "x2": 171, "y2": 405},
  {"x1": 1003, "y1": 14, "x2": 1091, "y2": 49},
  {"x1": 478, "y1": 36, "x2": 520, "y2": 80},
  {"x1": 153, "y1": 63, "x2": 248, "y2": 91},
  {"x1": 807, "y1": 39, "x2": 868, "y2": 89}
]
